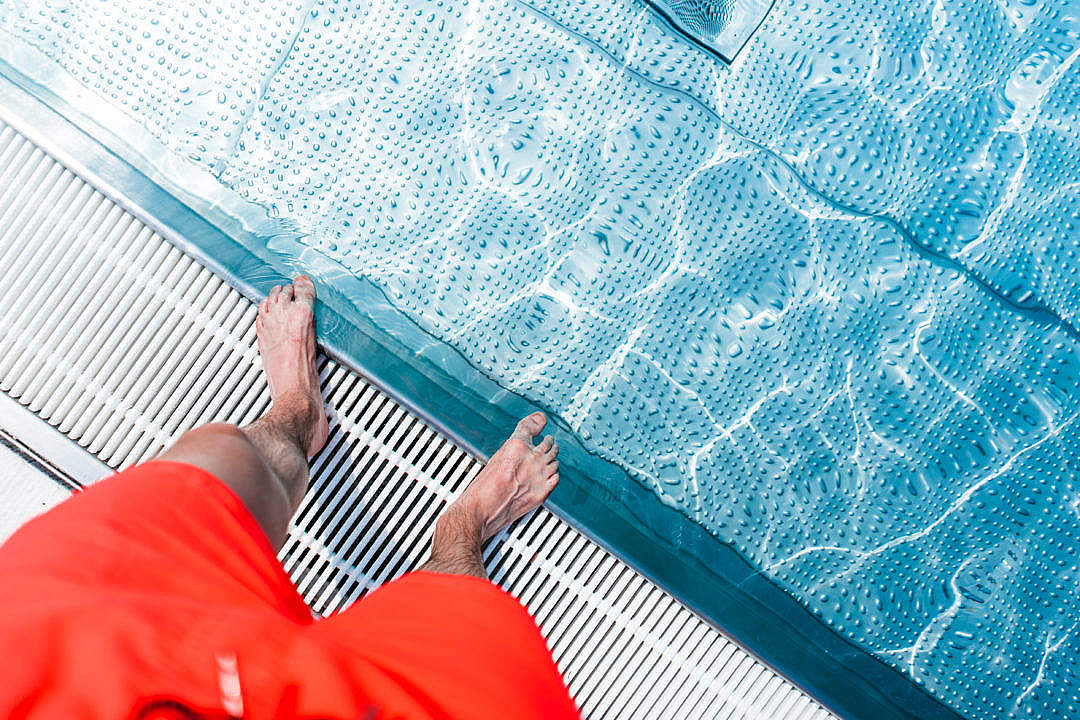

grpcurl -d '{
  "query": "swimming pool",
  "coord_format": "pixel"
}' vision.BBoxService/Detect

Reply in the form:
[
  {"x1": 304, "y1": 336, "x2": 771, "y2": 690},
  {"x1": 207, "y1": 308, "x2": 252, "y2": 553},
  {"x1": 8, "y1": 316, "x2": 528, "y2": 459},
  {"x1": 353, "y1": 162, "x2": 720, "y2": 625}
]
[{"x1": 2, "y1": 0, "x2": 1078, "y2": 717}]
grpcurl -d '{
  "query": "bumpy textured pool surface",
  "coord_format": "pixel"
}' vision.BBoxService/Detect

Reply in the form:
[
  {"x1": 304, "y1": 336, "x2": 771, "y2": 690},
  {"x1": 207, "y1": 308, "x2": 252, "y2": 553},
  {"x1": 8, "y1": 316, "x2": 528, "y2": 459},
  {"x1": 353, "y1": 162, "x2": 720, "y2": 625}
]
[{"x1": 2, "y1": 0, "x2": 1079, "y2": 717}]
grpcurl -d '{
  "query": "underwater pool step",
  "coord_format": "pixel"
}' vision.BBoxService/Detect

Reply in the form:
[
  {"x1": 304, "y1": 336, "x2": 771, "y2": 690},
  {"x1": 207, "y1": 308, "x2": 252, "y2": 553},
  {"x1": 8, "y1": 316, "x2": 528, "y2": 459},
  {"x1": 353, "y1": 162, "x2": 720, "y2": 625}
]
[{"x1": 0, "y1": 113, "x2": 835, "y2": 720}]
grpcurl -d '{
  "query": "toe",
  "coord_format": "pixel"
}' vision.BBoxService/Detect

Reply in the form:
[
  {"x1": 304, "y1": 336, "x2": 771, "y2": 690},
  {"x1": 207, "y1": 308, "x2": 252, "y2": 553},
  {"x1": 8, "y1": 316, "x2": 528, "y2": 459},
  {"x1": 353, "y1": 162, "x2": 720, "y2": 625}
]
[
  {"x1": 511, "y1": 412, "x2": 546, "y2": 441},
  {"x1": 293, "y1": 275, "x2": 316, "y2": 307},
  {"x1": 269, "y1": 285, "x2": 283, "y2": 304},
  {"x1": 282, "y1": 282, "x2": 295, "y2": 301},
  {"x1": 536, "y1": 435, "x2": 554, "y2": 454},
  {"x1": 544, "y1": 442, "x2": 559, "y2": 462}
]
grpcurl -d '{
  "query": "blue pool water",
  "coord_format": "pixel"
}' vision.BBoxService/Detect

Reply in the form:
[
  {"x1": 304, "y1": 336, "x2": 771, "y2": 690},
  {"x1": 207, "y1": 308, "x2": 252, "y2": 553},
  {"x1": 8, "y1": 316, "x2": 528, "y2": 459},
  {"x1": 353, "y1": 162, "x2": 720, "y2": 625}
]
[{"x1": 2, "y1": 0, "x2": 1079, "y2": 717}]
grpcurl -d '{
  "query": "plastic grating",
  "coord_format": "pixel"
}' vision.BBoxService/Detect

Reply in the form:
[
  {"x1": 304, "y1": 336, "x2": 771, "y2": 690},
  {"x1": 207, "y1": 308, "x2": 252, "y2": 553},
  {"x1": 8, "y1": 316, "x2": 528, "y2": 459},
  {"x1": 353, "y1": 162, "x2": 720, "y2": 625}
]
[{"x1": 0, "y1": 116, "x2": 834, "y2": 720}]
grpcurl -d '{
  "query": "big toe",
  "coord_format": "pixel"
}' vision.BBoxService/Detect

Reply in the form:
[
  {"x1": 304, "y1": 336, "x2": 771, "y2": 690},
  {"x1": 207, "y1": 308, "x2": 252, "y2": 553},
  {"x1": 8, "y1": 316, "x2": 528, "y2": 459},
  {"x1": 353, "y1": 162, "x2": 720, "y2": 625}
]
[
  {"x1": 293, "y1": 275, "x2": 316, "y2": 307},
  {"x1": 511, "y1": 412, "x2": 546, "y2": 442}
]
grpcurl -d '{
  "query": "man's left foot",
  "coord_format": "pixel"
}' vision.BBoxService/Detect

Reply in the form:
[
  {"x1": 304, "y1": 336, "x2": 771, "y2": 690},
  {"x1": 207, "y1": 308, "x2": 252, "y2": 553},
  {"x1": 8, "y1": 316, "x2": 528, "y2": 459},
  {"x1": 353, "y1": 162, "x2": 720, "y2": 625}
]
[{"x1": 256, "y1": 275, "x2": 328, "y2": 455}]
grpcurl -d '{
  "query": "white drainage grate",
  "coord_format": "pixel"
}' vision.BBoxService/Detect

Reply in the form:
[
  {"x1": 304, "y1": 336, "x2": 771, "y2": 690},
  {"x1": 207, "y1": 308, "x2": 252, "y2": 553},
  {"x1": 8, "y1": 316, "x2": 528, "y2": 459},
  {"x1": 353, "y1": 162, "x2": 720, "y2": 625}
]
[{"x1": 0, "y1": 114, "x2": 835, "y2": 720}]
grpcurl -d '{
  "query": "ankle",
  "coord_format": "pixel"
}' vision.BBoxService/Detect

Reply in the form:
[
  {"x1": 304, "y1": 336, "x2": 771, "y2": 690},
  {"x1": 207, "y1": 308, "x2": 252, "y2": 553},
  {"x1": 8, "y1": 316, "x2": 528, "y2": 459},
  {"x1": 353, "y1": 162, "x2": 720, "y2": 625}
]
[
  {"x1": 274, "y1": 387, "x2": 320, "y2": 412},
  {"x1": 269, "y1": 390, "x2": 320, "y2": 447},
  {"x1": 436, "y1": 501, "x2": 484, "y2": 544}
]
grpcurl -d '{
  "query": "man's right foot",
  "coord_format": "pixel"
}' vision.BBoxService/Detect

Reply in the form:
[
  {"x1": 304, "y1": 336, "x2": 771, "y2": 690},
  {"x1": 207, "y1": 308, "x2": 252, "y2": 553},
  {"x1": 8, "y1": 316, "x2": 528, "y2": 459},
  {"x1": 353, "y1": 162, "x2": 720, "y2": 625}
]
[{"x1": 447, "y1": 412, "x2": 560, "y2": 541}]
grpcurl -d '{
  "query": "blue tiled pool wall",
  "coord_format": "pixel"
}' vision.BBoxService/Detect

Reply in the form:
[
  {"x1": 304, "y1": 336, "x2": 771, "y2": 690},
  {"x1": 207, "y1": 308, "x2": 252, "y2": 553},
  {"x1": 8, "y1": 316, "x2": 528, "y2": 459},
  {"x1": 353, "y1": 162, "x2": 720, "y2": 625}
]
[{"x1": 2, "y1": 0, "x2": 1079, "y2": 717}]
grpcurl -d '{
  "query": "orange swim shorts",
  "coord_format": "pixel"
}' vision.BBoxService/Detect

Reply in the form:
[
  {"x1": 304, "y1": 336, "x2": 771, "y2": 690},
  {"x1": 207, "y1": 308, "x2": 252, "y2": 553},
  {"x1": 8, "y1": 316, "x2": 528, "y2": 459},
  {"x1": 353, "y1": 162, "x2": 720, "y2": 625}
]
[{"x1": 0, "y1": 460, "x2": 579, "y2": 720}]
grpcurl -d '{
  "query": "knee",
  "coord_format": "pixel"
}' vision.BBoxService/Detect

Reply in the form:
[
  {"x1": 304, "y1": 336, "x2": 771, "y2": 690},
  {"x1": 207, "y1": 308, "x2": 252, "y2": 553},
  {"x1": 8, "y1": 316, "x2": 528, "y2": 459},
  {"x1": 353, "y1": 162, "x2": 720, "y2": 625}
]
[
  {"x1": 159, "y1": 422, "x2": 293, "y2": 548},
  {"x1": 175, "y1": 422, "x2": 250, "y2": 447},
  {"x1": 160, "y1": 423, "x2": 270, "y2": 487}
]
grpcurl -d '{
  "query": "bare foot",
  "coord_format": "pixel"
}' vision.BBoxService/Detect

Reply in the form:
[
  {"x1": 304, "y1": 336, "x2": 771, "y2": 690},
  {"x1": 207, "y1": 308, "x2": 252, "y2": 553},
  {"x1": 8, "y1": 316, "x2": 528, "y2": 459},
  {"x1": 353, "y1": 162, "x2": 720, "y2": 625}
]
[
  {"x1": 451, "y1": 412, "x2": 560, "y2": 541},
  {"x1": 255, "y1": 275, "x2": 328, "y2": 455}
]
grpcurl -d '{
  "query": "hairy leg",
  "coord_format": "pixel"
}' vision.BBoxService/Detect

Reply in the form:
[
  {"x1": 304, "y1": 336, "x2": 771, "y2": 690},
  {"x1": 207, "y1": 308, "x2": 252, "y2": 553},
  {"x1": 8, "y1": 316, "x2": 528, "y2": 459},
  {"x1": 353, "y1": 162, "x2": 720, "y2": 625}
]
[
  {"x1": 157, "y1": 276, "x2": 328, "y2": 550},
  {"x1": 424, "y1": 504, "x2": 487, "y2": 578},
  {"x1": 421, "y1": 412, "x2": 559, "y2": 579}
]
